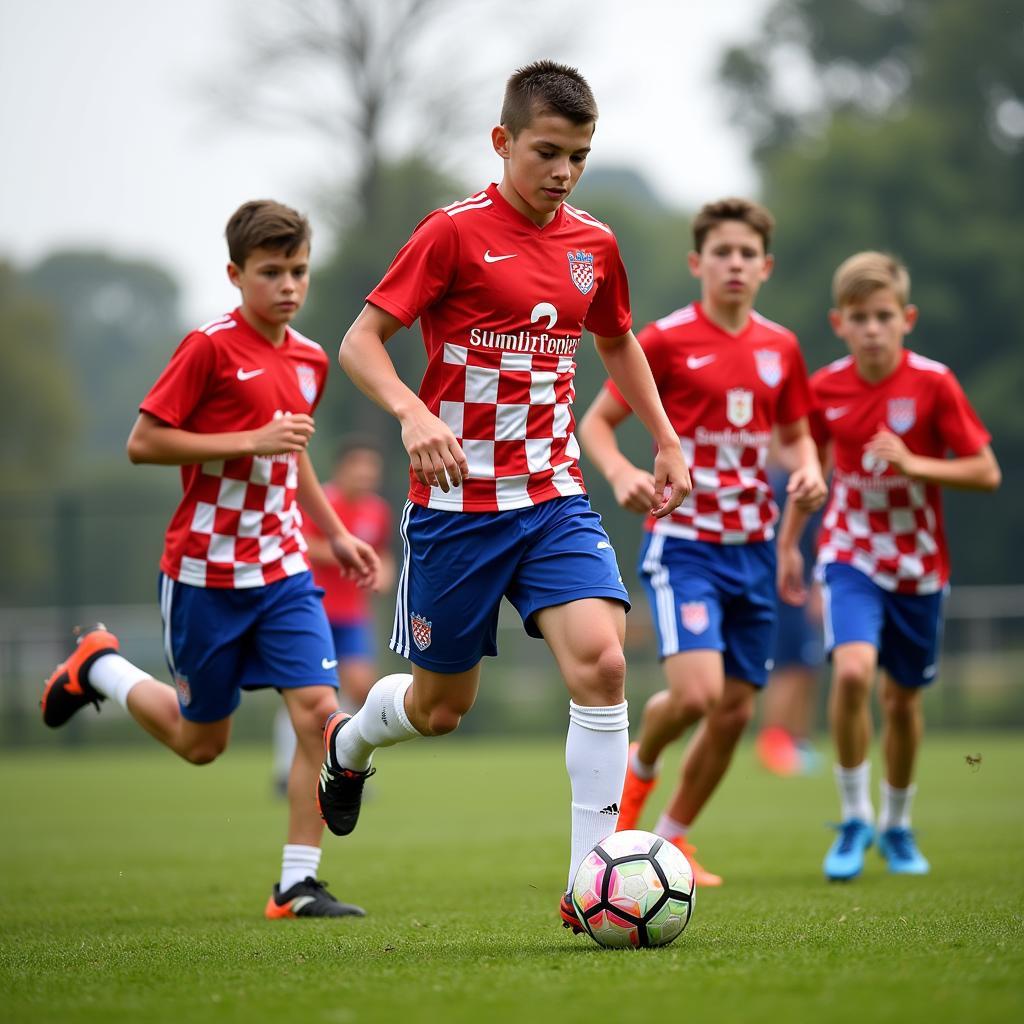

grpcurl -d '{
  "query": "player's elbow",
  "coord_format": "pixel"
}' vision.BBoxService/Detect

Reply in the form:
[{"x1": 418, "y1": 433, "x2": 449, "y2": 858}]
[
  {"x1": 126, "y1": 431, "x2": 148, "y2": 464},
  {"x1": 981, "y1": 460, "x2": 1002, "y2": 492}
]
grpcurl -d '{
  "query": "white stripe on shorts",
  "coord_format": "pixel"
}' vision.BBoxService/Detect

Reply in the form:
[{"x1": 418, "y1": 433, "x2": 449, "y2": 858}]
[
  {"x1": 159, "y1": 574, "x2": 177, "y2": 676},
  {"x1": 390, "y1": 501, "x2": 414, "y2": 658},
  {"x1": 642, "y1": 533, "x2": 679, "y2": 656}
]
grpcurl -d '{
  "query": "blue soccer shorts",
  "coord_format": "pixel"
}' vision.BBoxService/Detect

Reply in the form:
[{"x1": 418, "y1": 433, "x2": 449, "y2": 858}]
[
  {"x1": 774, "y1": 597, "x2": 824, "y2": 670},
  {"x1": 638, "y1": 533, "x2": 777, "y2": 687},
  {"x1": 330, "y1": 620, "x2": 375, "y2": 661},
  {"x1": 158, "y1": 570, "x2": 338, "y2": 723},
  {"x1": 821, "y1": 562, "x2": 947, "y2": 688},
  {"x1": 390, "y1": 494, "x2": 630, "y2": 673}
]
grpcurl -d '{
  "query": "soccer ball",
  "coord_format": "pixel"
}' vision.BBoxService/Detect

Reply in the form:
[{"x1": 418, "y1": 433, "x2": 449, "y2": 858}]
[{"x1": 571, "y1": 830, "x2": 695, "y2": 949}]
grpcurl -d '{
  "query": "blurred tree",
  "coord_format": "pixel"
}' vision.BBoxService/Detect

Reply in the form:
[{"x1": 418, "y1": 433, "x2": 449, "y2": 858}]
[
  {"x1": 26, "y1": 251, "x2": 182, "y2": 465},
  {"x1": 719, "y1": 0, "x2": 1024, "y2": 583}
]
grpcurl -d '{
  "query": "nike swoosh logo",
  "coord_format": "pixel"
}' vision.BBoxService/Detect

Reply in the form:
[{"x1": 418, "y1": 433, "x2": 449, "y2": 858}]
[
  {"x1": 322, "y1": 658, "x2": 338, "y2": 670},
  {"x1": 483, "y1": 250, "x2": 517, "y2": 263},
  {"x1": 237, "y1": 368, "x2": 265, "y2": 380},
  {"x1": 825, "y1": 406, "x2": 849, "y2": 421},
  {"x1": 597, "y1": 541, "x2": 611, "y2": 549},
  {"x1": 686, "y1": 355, "x2": 716, "y2": 369}
]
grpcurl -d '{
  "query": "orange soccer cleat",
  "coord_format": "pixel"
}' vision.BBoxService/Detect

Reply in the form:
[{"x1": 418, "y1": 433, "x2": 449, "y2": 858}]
[
  {"x1": 264, "y1": 877, "x2": 365, "y2": 919},
  {"x1": 669, "y1": 837, "x2": 723, "y2": 887},
  {"x1": 755, "y1": 726, "x2": 801, "y2": 777},
  {"x1": 559, "y1": 892, "x2": 584, "y2": 934},
  {"x1": 616, "y1": 742, "x2": 657, "y2": 832},
  {"x1": 41, "y1": 624, "x2": 119, "y2": 728}
]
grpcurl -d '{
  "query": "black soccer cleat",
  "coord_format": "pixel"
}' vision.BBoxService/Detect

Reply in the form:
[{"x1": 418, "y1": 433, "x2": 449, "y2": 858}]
[
  {"x1": 317, "y1": 711, "x2": 375, "y2": 837},
  {"x1": 264, "y1": 877, "x2": 366, "y2": 919},
  {"x1": 41, "y1": 624, "x2": 118, "y2": 728}
]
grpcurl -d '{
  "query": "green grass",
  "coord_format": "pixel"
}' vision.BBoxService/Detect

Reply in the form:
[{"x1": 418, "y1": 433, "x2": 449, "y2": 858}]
[{"x1": 2, "y1": 734, "x2": 1022, "y2": 1023}]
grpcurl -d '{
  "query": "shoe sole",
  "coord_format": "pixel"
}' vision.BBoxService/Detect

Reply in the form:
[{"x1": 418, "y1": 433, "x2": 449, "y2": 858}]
[{"x1": 317, "y1": 712, "x2": 358, "y2": 834}]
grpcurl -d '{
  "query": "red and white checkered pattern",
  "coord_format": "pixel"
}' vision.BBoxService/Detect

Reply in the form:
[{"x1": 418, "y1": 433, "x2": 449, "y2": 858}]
[
  {"x1": 140, "y1": 309, "x2": 328, "y2": 589},
  {"x1": 810, "y1": 349, "x2": 991, "y2": 594},
  {"x1": 606, "y1": 302, "x2": 812, "y2": 545},
  {"x1": 817, "y1": 470, "x2": 941, "y2": 594},
  {"x1": 366, "y1": 183, "x2": 632, "y2": 513}
]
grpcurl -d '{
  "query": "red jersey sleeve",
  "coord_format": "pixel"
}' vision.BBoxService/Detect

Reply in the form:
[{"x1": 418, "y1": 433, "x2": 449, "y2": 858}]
[
  {"x1": 776, "y1": 342, "x2": 813, "y2": 425},
  {"x1": 583, "y1": 238, "x2": 632, "y2": 339},
  {"x1": 935, "y1": 371, "x2": 990, "y2": 456},
  {"x1": 366, "y1": 212, "x2": 459, "y2": 327},
  {"x1": 604, "y1": 322, "x2": 668, "y2": 410},
  {"x1": 807, "y1": 373, "x2": 831, "y2": 448},
  {"x1": 139, "y1": 331, "x2": 217, "y2": 427}
]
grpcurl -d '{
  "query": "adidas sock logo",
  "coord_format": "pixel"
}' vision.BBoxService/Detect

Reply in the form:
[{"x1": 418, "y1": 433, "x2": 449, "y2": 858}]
[{"x1": 600, "y1": 802, "x2": 620, "y2": 815}]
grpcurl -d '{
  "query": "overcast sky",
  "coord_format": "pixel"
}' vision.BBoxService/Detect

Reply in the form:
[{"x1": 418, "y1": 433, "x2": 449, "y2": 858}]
[{"x1": 1, "y1": 0, "x2": 769, "y2": 324}]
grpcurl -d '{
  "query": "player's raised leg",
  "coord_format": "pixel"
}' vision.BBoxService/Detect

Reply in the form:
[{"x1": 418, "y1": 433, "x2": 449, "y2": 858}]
[
  {"x1": 535, "y1": 597, "x2": 629, "y2": 930},
  {"x1": 319, "y1": 665, "x2": 480, "y2": 836},
  {"x1": 42, "y1": 623, "x2": 234, "y2": 765}
]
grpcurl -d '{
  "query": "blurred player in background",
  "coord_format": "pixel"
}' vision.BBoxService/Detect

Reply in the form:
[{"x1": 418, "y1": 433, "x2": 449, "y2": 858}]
[
  {"x1": 777, "y1": 251, "x2": 1000, "y2": 880},
  {"x1": 579, "y1": 198, "x2": 826, "y2": 887},
  {"x1": 755, "y1": 457, "x2": 824, "y2": 776},
  {"x1": 315, "y1": 60, "x2": 692, "y2": 934},
  {"x1": 273, "y1": 437, "x2": 395, "y2": 793},
  {"x1": 41, "y1": 200, "x2": 379, "y2": 919}
]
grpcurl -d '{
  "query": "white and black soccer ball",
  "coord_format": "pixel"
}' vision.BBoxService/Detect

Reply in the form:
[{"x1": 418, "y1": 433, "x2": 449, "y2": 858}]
[{"x1": 571, "y1": 830, "x2": 695, "y2": 949}]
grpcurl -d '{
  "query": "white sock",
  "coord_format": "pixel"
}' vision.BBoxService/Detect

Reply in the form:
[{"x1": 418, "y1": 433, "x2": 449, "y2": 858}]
[
  {"x1": 87, "y1": 654, "x2": 151, "y2": 710},
  {"x1": 834, "y1": 761, "x2": 874, "y2": 823},
  {"x1": 654, "y1": 814, "x2": 690, "y2": 843},
  {"x1": 280, "y1": 844, "x2": 321, "y2": 892},
  {"x1": 878, "y1": 780, "x2": 916, "y2": 832},
  {"x1": 565, "y1": 700, "x2": 629, "y2": 892},
  {"x1": 272, "y1": 707, "x2": 297, "y2": 782},
  {"x1": 333, "y1": 673, "x2": 420, "y2": 771},
  {"x1": 629, "y1": 746, "x2": 658, "y2": 781}
]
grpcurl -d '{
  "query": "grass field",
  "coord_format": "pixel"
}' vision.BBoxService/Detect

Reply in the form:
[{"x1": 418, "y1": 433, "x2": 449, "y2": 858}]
[{"x1": 2, "y1": 734, "x2": 1022, "y2": 1023}]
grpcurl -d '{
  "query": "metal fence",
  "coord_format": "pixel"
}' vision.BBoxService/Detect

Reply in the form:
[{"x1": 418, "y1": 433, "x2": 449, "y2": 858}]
[{"x1": 4, "y1": 585, "x2": 1022, "y2": 750}]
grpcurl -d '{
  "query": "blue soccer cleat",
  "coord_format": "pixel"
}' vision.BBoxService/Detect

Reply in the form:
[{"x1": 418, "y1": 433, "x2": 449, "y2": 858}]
[
  {"x1": 878, "y1": 827, "x2": 930, "y2": 875},
  {"x1": 823, "y1": 819, "x2": 874, "y2": 881}
]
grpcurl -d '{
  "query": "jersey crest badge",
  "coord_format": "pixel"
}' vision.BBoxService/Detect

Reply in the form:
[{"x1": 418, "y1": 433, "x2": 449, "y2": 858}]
[
  {"x1": 567, "y1": 250, "x2": 595, "y2": 295},
  {"x1": 726, "y1": 388, "x2": 754, "y2": 427},
  {"x1": 887, "y1": 397, "x2": 916, "y2": 435},
  {"x1": 296, "y1": 364, "x2": 318, "y2": 406},
  {"x1": 681, "y1": 601, "x2": 709, "y2": 635},
  {"x1": 754, "y1": 349, "x2": 782, "y2": 387},
  {"x1": 411, "y1": 613, "x2": 432, "y2": 651}
]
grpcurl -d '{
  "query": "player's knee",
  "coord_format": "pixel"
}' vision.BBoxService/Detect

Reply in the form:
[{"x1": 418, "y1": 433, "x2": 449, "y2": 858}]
[
  {"x1": 424, "y1": 705, "x2": 464, "y2": 736},
  {"x1": 881, "y1": 685, "x2": 918, "y2": 723},
  {"x1": 579, "y1": 645, "x2": 626, "y2": 704},
  {"x1": 667, "y1": 688, "x2": 712, "y2": 723},
  {"x1": 710, "y1": 695, "x2": 755, "y2": 738},
  {"x1": 182, "y1": 741, "x2": 226, "y2": 765},
  {"x1": 833, "y1": 659, "x2": 873, "y2": 700}
]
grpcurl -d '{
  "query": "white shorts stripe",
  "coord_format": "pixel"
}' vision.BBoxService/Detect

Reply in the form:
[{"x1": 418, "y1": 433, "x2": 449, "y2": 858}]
[
  {"x1": 642, "y1": 533, "x2": 679, "y2": 656},
  {"x1": 160, "y1": 574, "x2": 176, "y2": 676},
  {"x1": 390, "y1": 502, "x2": 414, "y2": 658},
  {"x1": 821, "y1": 578, "x2": 835, "y2": 653}
]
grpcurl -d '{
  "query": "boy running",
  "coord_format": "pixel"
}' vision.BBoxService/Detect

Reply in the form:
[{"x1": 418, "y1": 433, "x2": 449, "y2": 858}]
[
  {"x1": 314, "y1": 60, "x2": 691, "y2": 932},
  {"x1": 41, "y1": 200, "x2": 380, "y2": 918},
  {"x1": 579, "y1": 198, "x2": 826, "y2": 886},
  {"x1": 777, "y1": 251, "x2": 1000, "y2": 880}
]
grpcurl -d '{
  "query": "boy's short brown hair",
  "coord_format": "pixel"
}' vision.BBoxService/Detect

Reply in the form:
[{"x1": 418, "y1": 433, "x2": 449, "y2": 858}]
[
  {"x1": 500, "y1": 60, "x2": 598, "y2": 137},
  {"x1": 692, "y1": 198, "x2": 775, "y2": 254},
  {"x1": 832, "y1": 251, "x2": 911, "y2": 308},
  {"x1": 225, "y1": 200, "x2": 311, "y2": 267}
]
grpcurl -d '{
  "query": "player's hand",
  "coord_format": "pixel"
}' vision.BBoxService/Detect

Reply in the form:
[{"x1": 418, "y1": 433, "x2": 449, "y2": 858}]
[
  {"x1": 650, "y1": 443, "x2": 692, "y2": 519},
  {"x1": 250, "y1": 413, "x2": 315, "y2": 455},
  {"x1": 787, "y1": 463, "x2": 828, "y2": 513},
  {"x1": 609, "y1": 462, "x2": 657, "y2": 514},
  {"x1": 400, "y1": 403, "x2": 470, "y2": 492},
  {"x1": 866, "y1": 427, "x2": 917, "y2": 476},
  {"x1": 329, "y1": 533, "x2": 381, "y2": 590},
  {"x1": 777, "y1": 545, "x2": 807, "y2": 606}
]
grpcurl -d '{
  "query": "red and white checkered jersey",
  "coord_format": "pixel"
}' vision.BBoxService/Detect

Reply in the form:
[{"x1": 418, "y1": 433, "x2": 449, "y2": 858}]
[
  {"x1": 366, "y1": 183, "x2": 632, "y2": 512},
  {"x1": 606, "y1": 302, "x2": 812, "y2": 543},
  {"x1": 140, "y1": 309, "x2": 329, "y2": 589},
  {"x1": 809, "y1": 349, "x2": 990, "y2": 594}
]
